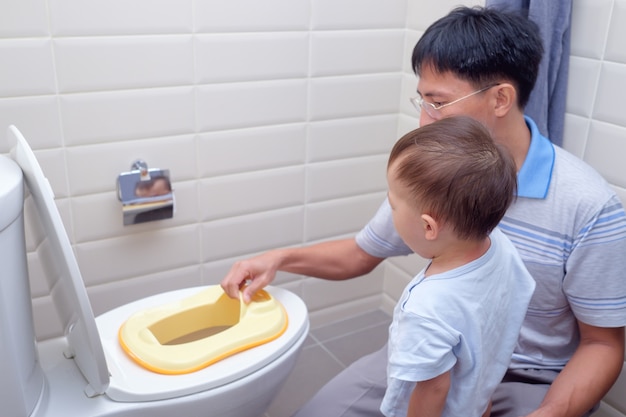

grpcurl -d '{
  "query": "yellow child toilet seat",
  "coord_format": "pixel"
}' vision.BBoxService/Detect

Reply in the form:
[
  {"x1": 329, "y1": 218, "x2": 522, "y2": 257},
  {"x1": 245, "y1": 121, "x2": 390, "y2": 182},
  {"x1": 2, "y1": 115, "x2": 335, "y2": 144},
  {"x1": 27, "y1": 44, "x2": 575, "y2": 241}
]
[{"x1": 118, "y1": 286, "x2": 288, "y2": 375}]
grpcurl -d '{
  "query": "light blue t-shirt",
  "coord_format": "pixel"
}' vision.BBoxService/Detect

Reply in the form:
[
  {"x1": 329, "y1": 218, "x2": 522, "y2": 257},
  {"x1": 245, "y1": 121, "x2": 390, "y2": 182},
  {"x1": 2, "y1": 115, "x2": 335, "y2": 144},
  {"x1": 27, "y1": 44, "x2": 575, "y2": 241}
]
[
  {"x1": 357, "y1": 117, "x2": 626, "y2": 372},
  {"x1": 380, "y1": 228, "x2": 535, "y2": 417}
]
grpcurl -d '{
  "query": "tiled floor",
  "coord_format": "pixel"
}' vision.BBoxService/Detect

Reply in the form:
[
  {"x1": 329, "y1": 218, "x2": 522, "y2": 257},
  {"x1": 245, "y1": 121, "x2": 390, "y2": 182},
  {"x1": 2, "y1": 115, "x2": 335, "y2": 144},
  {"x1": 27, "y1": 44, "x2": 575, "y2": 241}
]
[{"x1": 264, "y1": 309, "x2": 392, "y2": 417}]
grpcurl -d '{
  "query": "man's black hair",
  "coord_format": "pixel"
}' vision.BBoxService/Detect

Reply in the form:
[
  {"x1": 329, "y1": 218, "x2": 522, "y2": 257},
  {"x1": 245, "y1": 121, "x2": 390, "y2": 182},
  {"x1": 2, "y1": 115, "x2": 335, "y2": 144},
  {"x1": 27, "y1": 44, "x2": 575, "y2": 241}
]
[{"x1": 412, "y1": 6, "x2": 543, "y2": 108}]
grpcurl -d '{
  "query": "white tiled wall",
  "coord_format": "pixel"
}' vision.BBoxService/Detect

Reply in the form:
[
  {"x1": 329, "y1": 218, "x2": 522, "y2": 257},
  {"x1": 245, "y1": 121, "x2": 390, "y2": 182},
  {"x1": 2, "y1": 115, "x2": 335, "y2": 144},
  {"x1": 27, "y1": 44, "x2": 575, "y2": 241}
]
[
  {"x1": 0, "y1": 0, "x2": 411, "y2": 340},
  {"x1": 2, "y1": 0, "x2": 625, "y2": 414}
]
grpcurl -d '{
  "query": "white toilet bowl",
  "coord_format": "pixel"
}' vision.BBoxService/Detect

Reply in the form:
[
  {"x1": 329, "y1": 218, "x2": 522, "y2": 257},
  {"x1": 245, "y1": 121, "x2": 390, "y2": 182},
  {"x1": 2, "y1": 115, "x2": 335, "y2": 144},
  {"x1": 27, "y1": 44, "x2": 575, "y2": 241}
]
[
  {"x1": 0, "y1": 126, "x2": 309, "y2": 417},
  {"x1": 35, "y1": 286, "x2": 308, "y2": 417}
]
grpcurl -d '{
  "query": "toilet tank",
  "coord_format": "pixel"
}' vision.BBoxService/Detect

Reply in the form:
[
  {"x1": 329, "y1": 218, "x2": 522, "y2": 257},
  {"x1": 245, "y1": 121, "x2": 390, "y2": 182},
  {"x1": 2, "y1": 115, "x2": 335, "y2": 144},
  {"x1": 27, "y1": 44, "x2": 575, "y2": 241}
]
[{"x1": 0, "y1": 155, "x2": 45, "y2": 417}]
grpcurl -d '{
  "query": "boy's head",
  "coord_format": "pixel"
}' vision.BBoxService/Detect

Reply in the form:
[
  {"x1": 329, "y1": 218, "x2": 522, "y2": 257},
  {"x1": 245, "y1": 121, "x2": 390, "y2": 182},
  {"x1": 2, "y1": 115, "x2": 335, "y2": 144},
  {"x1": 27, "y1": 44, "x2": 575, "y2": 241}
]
[
  {"x1": 412, "y1": 6, "x2": 543, "y2": 110},
  {"x1": 387, "y1": 116, "x2": 517, "y2": 244}
]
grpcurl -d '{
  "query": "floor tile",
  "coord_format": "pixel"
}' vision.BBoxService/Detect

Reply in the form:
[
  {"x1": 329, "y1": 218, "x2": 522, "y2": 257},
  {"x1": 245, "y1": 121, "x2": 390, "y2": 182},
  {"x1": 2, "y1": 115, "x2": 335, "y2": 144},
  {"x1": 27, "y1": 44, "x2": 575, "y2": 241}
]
[
  {"x1": 266, "y1": 309, "x2": 391, "y2": 417},
  {"x1": 266, "y1": 344, "x2": 345, "y2": 417},
  {"x1": 322, "y1": 322, "x2": 389, "y2": 367}
]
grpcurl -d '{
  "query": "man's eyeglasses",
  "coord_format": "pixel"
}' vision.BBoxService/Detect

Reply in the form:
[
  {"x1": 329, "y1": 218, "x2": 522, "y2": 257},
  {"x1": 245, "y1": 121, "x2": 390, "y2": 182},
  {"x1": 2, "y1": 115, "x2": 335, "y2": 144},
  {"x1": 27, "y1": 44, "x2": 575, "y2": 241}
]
[{"x1": 410, "y1": 83, "x2": 500, "y2": 119}]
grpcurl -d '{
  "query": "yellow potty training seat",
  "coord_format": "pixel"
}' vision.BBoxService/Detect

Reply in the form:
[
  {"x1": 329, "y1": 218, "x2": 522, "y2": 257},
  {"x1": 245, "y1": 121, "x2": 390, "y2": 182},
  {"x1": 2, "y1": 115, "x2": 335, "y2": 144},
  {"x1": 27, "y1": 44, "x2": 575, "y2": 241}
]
[{"x1": 118, "y1": 286, "x2": 288, "y2": 375}]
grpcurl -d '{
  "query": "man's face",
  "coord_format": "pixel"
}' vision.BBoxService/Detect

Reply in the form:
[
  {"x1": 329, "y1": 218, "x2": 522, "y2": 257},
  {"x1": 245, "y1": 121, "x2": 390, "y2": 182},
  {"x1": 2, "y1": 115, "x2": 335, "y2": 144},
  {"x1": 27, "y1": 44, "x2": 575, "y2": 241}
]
[{"x1": 415, "y1": 66, "x2": 494, "y2": 130}]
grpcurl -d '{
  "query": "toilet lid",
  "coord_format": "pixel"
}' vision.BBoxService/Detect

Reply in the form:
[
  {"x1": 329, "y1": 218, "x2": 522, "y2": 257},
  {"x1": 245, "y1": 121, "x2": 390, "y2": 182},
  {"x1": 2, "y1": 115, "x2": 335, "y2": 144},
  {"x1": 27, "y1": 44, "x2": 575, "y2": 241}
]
[{"x1": 9, "y1": 126, "x2": 110, "y2": 397}]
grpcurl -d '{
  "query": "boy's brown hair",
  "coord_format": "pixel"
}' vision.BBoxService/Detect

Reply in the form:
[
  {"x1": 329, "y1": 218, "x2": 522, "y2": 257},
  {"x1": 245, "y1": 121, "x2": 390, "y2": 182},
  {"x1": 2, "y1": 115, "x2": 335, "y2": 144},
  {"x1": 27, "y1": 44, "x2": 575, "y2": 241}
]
[{"x1": 388, "y1": 116, "x2": 517, "y2": 240}]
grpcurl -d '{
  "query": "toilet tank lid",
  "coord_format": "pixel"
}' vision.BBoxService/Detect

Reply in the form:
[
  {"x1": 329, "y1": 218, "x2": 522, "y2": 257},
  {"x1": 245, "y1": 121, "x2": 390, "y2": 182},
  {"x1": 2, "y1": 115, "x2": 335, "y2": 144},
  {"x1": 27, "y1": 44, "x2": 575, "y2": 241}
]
[{"x1": 8, "y1": 125, "x2": 110, "y2": 396}]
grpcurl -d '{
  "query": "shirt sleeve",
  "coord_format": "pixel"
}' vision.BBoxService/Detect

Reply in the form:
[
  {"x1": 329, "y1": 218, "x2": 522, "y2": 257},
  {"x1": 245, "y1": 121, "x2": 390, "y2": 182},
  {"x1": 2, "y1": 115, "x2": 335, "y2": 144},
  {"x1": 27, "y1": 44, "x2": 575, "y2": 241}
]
[
  {"x1": 388, "y1": 311, "x2": 458, "y2": 383},
  {"x1": 564, "y1": 194, "x2": 626, "y2": 327},
  {"x1": 355, "y1": 198, "x2": 413, "y2": 258}
]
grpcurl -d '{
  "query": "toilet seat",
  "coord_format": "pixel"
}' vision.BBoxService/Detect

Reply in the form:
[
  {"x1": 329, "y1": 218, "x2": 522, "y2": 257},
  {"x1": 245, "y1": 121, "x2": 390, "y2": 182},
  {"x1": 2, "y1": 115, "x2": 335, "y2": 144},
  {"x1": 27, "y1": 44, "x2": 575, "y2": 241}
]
[
  {"x1": 118, "y1": 286, "x2": 288, "y2": 375},
  {"x1": 97, "y1": 285, "x2": 307, "y2": 402},
  {"x1": 9, "y1": 125, "x2": 309, "y2": 404}
]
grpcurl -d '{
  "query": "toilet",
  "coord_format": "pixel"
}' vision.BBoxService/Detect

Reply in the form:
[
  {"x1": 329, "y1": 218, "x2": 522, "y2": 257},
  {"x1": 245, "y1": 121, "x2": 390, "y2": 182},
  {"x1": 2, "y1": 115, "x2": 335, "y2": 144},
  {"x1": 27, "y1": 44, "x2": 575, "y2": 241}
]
[{"x1": 0, "y1": 125, "x2": 310, "y2": 417}]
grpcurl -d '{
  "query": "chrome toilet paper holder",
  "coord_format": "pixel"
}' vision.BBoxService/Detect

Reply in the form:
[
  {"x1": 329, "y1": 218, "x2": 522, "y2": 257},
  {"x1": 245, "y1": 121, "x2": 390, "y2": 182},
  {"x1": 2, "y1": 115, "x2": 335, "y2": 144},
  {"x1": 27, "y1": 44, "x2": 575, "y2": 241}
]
[{"x1": 117, "y1": 160, "x2": 174, "y2": 225}]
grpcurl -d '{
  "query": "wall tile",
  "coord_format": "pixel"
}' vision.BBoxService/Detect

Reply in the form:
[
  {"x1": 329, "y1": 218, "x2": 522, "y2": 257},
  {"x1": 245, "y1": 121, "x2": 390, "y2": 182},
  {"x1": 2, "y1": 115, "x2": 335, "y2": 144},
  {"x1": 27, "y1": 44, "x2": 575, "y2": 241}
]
[
  {"x1": 87, "y1": 265, "x2": 203, "y2": 315},
  {"x1": 32, "y1": 296, "x2": 63, "y2": 340},
  {"x1": 593, "y1": 62, "x2": 626, "y2": 126},
  {"x1": 0, "y1": 96, "x2": 62, "y2": 152},
  {"x1": 401, "y1": 73, "x2": 420, "y2": 117},
  {"x1": 406, "y1": 0, "x2": 479, "y2": 31},
  {"x1": 60, "y1": 86, "x2": 195, "y2": 145},
  {"x1": 310, "y1": 30, "x2": 404, "y2": 77},
  {"x1": 0, "y1": 39, "x2": 56, "y2": 97},
  {"x1": 604, "y1": 365, "x2": 626, "y2": 414},
  {"x1": 585, "y1": 120, "x2": 626, "y2": 188},
  {"x1": 614, "y1": 185, "x2": 626, "y2": 208},
  {"x1": 302, "y1": 269, "x2": 382, "y2": 311},
  {"x1": 195, "y1": 33, "x2": 309, "y2": 83},
  {"x1": 0, "y1": 0, "x2": 49, "y2": 38},
  {"x1": 71, "y1": 181, "x2": 199, "y2": 243},
  {"x1": 202, "y1": 255, "x2": 302, "y2": 287},
  {"x1": 199, "y1": 166, "x2": 305, "y2": 221},
  {"x1": 308, "y1": 290, "x2": 383, "y2": 328},
  {"x1": 312, "y1": 0, "x2": 406, "y2": 30},
  {"x1": 397, "y1": 113, "x2": 419, "y2": 138},
  {"x1": 382, "y1": 262, "x2": 412, "y2": 302},
  {"x1": 201, "y1": 207, "x2": 304, "y2": 261},
  {"x1": 566, "y1": 57, "x2": 601, "y2": 117},
  {"x1": 306, "y1": 155, "x2": 388, "y2": 203},
  {"x1": 54, "y1": 35, "x2": 194, "y2": 93},
  {"x1": 304, "y1": 192, "x2": 385, "y2": 242},
  {"x1": 197, "y1": 124, "x2": 306, "y2": 177},
  {"x1": 562, "y1": 113, "x2": 590, "y2": 159},
  {"x1": 570, "y1": 0, "x2": 612, "y2": 59},
  {"x1": 402, "y1": 30, "x2": 421, "y2": 73},
  {"x1": 606, "y1": 0, "x2": 626, "y2": 64},
  {"x1": 65, "y1": 133, "x2": 197, "y2": 195},
  {"x1": 75, "y1": 224, "x2": 201, "y2": 286},
  {"x1": 195, "y1": 80, "x2": 307, "y2": 131},
  {"x1": 307, "y1": 115, "x2": 397, "y2": 162},
  {"x1": 27, "y1": 251, "x2": 50, "y2": 298},
  {"x1": 26, "y1": 198, "x2": 74, "y2": 295},
  {"x1": 309, "y1": 74, "x2": 402, "y2": 121},
  {"x1": 194, "y1": 0, "x2": 309, "y2": 32},
  {"x1": 49, "y1": 0, "x2": 193, "y2": 36},
  {"x1": 387, "y1": 253, "x2": 427, "y2": 277}
]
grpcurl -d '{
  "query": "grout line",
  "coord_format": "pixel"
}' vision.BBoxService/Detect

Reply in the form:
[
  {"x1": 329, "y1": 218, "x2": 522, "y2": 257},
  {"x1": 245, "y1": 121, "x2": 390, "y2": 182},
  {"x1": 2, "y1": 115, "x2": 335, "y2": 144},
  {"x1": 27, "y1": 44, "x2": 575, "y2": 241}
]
[
  {"x1": 313, "y1": 320, "x2": 390, "y2": 345},
  {"x1": 316, "y1": 338, "x2": 351, "y2": 369}
]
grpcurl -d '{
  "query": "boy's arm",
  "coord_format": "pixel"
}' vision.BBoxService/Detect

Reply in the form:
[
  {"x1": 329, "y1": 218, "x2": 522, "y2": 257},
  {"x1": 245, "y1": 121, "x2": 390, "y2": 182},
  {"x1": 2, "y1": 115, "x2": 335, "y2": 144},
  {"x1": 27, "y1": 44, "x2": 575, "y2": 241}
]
[{"x1": 407, "y1": 370, "x2": 451, "y2": 417}]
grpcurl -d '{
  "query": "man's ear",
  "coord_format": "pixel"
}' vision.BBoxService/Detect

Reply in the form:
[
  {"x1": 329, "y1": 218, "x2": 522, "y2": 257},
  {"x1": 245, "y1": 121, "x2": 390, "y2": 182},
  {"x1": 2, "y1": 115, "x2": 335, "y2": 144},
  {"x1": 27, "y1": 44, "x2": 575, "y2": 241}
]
[
  {"x1": 493, "y1": 83, "x2": 516, "y2": 117},
  {"x1": 421, "y1": 214, "x2": 439, "y2": 240}
]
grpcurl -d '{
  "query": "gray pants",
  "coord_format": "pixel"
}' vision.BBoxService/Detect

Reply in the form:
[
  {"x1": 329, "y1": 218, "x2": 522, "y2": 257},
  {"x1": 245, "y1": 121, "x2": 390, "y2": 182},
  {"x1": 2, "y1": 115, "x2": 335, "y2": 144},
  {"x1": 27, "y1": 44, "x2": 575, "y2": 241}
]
[{"x1": 293, "y1": 344, "x2": 597, "y2": 417}]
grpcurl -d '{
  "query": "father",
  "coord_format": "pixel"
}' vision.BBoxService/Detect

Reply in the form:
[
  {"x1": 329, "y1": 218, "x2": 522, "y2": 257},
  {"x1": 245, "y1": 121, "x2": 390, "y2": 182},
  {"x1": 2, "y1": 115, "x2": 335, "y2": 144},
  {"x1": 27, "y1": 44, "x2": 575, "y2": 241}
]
[{"x1": 222, "y1": 6, "x2": 626, "y2": 417}]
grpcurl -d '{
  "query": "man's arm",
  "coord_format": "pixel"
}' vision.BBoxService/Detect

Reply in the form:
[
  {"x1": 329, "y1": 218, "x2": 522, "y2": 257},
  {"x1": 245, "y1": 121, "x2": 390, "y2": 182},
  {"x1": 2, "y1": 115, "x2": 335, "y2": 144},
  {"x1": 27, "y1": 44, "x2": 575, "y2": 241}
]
[
  {"x1": 407, "y1": 371, "x2": 451, "y2": 417},
  {"x1": 526, "y1": 322, "x2": 625, "y2": 417},
  {"x1": 221, "y1": 238, "x2": 385, "y2": 302}
]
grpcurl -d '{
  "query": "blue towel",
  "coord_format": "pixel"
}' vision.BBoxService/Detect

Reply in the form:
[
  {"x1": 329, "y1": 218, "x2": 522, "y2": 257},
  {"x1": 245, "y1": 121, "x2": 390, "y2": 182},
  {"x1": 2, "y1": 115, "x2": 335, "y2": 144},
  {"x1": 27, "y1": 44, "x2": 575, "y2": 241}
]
[{"x1": 486, "y1": 0, "x2": 572, "y2": 146}]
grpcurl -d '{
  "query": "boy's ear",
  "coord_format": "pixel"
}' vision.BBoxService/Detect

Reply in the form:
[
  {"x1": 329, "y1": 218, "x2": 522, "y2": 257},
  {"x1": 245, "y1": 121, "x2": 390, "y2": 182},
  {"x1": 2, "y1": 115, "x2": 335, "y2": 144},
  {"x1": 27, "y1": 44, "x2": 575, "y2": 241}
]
[
  {"x1": 421, "y1": 214, "x2": 439, "y2": 240},
  {"x1": 493, "y1": 83, "x2": 516, "y2": 117}
]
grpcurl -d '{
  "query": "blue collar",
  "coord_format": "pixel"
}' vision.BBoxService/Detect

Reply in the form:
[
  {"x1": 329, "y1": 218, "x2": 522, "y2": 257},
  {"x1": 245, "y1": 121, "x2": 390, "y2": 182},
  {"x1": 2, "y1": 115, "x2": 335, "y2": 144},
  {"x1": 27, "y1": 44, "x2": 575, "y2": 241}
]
[{"x1": 516, "y1": 116, "x2": 555, "y2": 199}]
